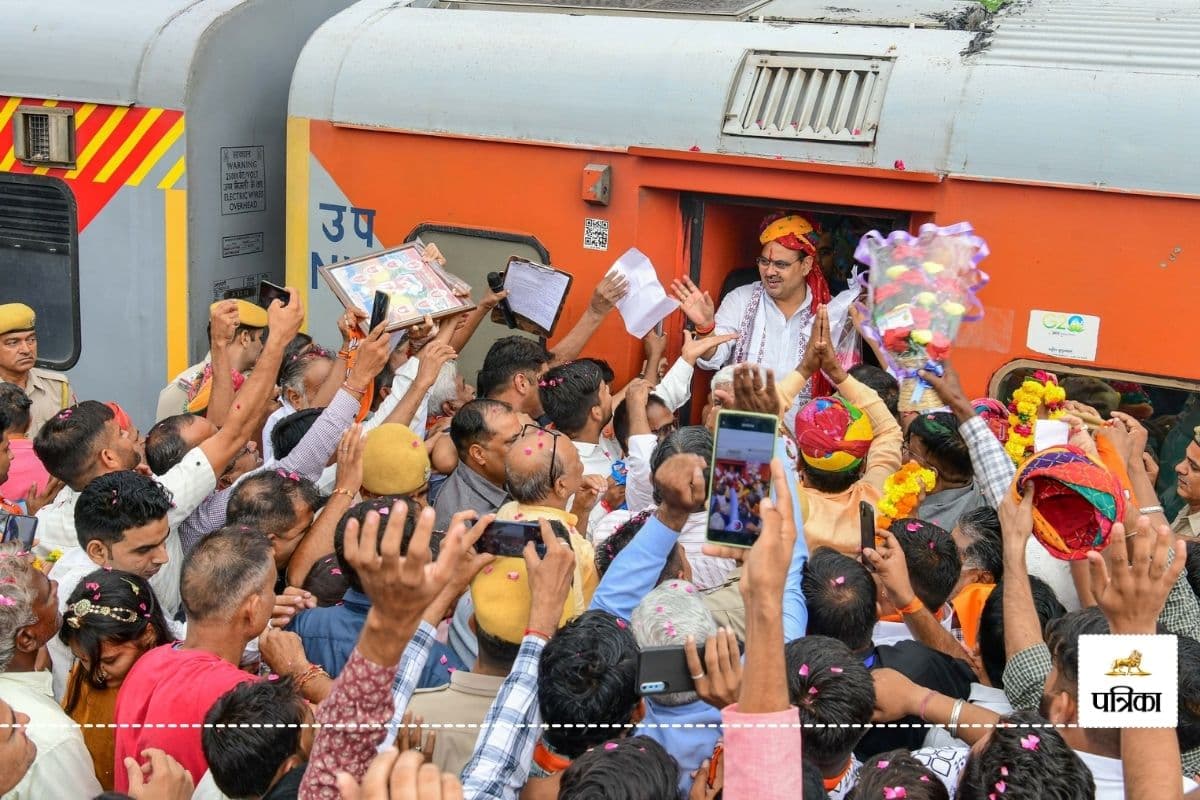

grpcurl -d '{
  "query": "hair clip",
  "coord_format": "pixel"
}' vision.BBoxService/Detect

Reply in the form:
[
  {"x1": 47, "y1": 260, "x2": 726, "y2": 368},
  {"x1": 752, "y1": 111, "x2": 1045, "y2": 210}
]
[
  {"x1": 1019, "y1": 734, "x2": 1039, "y2": 751},
  {"x1": 65, "y1": 598, "x2": 139, "y2": 627},
  {"x1": 123, "y1": 578, "x2": 140, "y2": 596}
]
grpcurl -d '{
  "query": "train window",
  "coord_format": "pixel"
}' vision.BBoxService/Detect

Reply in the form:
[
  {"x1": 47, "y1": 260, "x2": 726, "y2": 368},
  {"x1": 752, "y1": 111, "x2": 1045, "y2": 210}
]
[
  {"x1": 13, "y1": 106, "x2": 76, "y2": 168},
  {"x1": 991, "y1": 358, "x2": 1200, "y2": 522},
  {"x1": 0, "y1": 174, "x2": 80, "y2": 369},
  {"x1": 405, "y1": 224, "x2": 550, "y2": 385}
]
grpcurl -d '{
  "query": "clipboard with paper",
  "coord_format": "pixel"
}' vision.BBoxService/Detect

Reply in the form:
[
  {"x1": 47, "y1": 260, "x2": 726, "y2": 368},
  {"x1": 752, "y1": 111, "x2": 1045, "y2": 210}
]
[{"x1": 490, "y1": 256, "x2": 573, "y2": 338}]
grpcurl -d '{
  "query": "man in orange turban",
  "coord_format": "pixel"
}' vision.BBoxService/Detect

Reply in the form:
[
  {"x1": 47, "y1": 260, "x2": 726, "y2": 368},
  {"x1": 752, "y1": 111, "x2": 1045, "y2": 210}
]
[{"x1": 675, "y1": 212, "x2": 859, "y2": 419}]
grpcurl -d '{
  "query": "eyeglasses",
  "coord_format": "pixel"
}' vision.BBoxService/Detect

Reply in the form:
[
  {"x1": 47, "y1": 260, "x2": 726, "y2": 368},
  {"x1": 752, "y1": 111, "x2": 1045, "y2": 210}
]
[
  {"x1": 521, "y1": 423, "x2": 562, "y2": 485},
  {"x1": 755, "y1": 256, "x2": 802, "y2": 270}
]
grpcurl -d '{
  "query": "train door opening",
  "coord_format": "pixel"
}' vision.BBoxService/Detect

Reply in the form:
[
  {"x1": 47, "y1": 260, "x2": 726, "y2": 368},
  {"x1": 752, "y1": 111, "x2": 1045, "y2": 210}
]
[{"x1": 678, "y1": 192, "x2": 910, "y2": 418}]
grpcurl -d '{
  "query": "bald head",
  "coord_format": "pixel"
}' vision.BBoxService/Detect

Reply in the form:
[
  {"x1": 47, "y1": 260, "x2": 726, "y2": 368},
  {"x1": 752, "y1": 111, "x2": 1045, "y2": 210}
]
[
  {"x1": 181, "y1": 526, "x2": 275, "y2": 623},
  {"x1": 504, "y1": 429, "x2": 578, "y2": 505}
]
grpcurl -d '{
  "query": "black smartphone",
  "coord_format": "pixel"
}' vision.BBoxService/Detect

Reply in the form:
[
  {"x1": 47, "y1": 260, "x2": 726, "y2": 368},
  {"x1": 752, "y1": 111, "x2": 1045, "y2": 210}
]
[
  {"x1": 368, "y1": 290, "x2": 390, "y2": 332},
  {"x1": 474, "y1": 519, "x2": 570, "y2": 558},
  {"x1": 637, "y1": 645, "x2": 705, "y2": 696},
  {"x1": 258, "y1": 280, "x2": 289, "y2": 308},
  {"x1": 0, "y1": 514, "x2": 38, "y2": 549},
  {"x1": 706, "y1": 410, "x2": 778, "y2": 549},
  {"x1": 859, "y1": 500, "x2": 876, "y2": 571}
]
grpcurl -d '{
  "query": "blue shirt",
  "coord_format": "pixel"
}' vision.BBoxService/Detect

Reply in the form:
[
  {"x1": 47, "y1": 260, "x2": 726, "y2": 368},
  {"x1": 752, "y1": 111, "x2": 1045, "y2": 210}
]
[
  {"x1": 637, "y1": 699, "x2": 723, "y2": 795},
  {"x1": 591, "y1": 435, "x2": 808, "y2": 640},
  {"x1": 287, "y1": 588, "x2": 464, "y2": 688}
]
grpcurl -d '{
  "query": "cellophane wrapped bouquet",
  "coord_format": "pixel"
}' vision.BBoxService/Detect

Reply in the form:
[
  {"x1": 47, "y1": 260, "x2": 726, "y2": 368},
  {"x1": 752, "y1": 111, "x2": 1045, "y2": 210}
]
[{"x1": 854, "y1": 223, "x2": 989, "y2": 411}]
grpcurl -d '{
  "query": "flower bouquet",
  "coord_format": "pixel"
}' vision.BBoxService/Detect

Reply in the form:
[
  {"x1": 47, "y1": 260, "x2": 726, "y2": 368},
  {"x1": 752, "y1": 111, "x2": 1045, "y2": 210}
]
[{"x1": 854, "y1": 223, "x2": 989, "y2": 411}]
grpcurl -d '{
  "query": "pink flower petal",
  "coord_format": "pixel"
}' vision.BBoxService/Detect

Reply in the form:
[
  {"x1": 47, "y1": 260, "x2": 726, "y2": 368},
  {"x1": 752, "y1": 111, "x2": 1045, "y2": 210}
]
[
  {"x1": 506, "y1": 571, "x2": 520, "y2": 581},
  {"x1": 798, "y1": 664, "x2": 810, "y2": 677},
  {"x1": 604, "y1": 742, "x2": 618, "y2": 750},
  {"x1": 830, "y1": 667, "x2": 843, "y2": 674}
]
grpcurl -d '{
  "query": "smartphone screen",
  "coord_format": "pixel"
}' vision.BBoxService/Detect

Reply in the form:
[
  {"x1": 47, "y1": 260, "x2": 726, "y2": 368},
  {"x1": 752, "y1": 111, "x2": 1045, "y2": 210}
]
[
  {"x1": 859, "y1": 501, "x2": 876, "y2": 570},
  {"x1": 706, "y1": 410, "x2": 778, "y2": 549},
  {"x1": 1, "y1": 514, "x2": 36, "y2": 549},
  {"x1": 258, "y1": 280, "x2": 289, "y2": 308},
  {"x1": 368, "y1": 290, "x2": 390, "y2": 332},
  {"x1": 474, "y1": 520, "x2": 570, "y2": 558}
]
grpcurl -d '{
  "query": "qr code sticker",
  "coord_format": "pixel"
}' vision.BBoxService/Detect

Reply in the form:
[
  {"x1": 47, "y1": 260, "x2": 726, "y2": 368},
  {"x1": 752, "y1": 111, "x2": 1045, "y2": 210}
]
[{"x1": 583, "y1": 218, "x2": 610, "y2": 252}]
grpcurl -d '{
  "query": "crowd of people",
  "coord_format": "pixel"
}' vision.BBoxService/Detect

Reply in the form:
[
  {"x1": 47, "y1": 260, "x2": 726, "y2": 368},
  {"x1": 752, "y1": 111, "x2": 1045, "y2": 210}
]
[{"x1": 0, "y1": 213, "x2": 1196, "y2": 800}]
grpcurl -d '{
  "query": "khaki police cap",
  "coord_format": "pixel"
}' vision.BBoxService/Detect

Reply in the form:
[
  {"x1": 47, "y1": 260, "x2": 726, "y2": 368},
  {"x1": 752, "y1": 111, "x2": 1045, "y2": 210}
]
[
  {"x1": 210, "y1": 299, "x2": 268, "y2": 328},
  {"x1": 0, "y1": 304, "x2": 36, "y2": 337}
]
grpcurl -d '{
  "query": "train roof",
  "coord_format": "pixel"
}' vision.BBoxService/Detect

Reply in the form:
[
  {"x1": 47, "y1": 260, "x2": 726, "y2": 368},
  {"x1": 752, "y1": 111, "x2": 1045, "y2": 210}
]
[
  {"x1": 0, "y1": 0, "x2": 278, "y2": 108},
  {"x1": 292, "y1": 0, "x2": 1200, "y2": 196}
]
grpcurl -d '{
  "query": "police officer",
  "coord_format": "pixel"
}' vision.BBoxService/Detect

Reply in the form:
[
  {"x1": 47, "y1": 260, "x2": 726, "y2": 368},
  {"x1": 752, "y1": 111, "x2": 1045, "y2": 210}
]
[{"x1": 0, "y1": 303, "x2": 75, "y2": 438}]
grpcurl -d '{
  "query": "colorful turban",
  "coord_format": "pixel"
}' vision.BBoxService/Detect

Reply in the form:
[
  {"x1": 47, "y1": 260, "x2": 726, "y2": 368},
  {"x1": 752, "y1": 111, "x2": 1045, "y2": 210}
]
[
  {"x1": 759, "y1": 212, "x2": 835, "y2": 398},
  {"x1": 971, "y1": 397, "x2": 1009, "y2": 444},
  {"x1": 793, "y1": 396, "x2": 874, "y2": 473},
  {"x1": 1013, "y1": 445, "x2": 1126, "y2": 561}
]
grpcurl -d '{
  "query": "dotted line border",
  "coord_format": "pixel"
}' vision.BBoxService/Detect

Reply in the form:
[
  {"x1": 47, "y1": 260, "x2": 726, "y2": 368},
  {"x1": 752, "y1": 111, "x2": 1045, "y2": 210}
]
[{"x1": 2, "y1": 722, "x2": 1090, "y2": 730}]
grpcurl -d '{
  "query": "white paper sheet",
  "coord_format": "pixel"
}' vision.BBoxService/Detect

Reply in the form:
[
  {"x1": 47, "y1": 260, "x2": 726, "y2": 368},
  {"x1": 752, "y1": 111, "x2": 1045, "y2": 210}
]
[
  {"x1": 1034, "y1": 418, "x2": 1070, "y2": 453},
  {"x1": 503, "y1": 259, "x2": 571, "y2": 333},
  {"x1": 606, "y1": 248, "x2": 679, "y2": 338}
]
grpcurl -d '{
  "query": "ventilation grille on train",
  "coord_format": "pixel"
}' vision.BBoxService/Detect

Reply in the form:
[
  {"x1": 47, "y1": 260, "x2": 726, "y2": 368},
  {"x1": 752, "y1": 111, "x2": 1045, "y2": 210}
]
[
  {"x1": 723, "y1": 53, "x2": 894, "y2": 144},
  {"x1": 13, "y1": 106, "x2": 76, "y2": 168},
  {"x1": 0, "y1": 179, "x2": 74, "y2": 254}
]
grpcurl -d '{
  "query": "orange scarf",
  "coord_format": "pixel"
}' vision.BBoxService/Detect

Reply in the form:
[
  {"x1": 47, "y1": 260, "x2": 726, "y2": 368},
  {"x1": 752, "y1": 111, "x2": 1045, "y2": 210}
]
[{"x1": 950, "y1": 582, "x2": 996, "y2": 652}]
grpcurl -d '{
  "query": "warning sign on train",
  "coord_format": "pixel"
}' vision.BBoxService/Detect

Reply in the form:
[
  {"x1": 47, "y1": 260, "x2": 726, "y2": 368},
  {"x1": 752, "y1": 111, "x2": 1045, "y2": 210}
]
[{"x1": 221, "y1": 146, "x2": 266, "y2": 215}]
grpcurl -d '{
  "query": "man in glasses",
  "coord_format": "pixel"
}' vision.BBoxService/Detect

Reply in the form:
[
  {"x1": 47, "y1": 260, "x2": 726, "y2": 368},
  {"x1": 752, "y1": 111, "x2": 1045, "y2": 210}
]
[
  {"x1": 671, "y1": 212, "x2": 858, "y2": 419},
  {"x1": 493, "y1": 425, "x2": 602, "y2": 602}
]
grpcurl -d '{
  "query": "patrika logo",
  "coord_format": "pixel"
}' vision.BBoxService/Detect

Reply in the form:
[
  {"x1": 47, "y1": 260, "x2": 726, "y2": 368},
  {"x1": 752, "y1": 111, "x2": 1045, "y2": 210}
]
[
  {"x1": 1079, "y1": 635, "x2": 1177, "y2": 729},
  {"x1": 1105, "y1": 650, "x2": 1150, "y2": 677}
]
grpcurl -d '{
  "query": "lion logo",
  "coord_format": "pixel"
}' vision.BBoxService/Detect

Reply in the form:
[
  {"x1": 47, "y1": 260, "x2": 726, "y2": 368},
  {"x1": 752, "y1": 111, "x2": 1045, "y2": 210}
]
[{"x1": 1105, "y1": 650, "x2": 1150, "y2": 676}]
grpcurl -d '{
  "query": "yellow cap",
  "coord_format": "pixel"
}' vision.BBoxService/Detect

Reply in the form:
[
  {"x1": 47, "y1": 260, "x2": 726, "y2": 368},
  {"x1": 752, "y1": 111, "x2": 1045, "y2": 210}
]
[
  {"x1": 210, "y1": 299, "x2": 268, "y2": 328},
  {"x1": 471, "y1": 555, "x2": 579, "y2": 644},
  {"x1": 0, "y1": 304, "x2": 36, "y2": 336},
  {"x1": 361, "y1": 424, "x2": 431, "y2": 496}
]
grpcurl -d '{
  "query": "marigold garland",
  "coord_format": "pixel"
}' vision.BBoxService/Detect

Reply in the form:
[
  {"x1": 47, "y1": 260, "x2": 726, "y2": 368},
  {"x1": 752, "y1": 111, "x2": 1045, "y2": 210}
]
[
  {"x1": 1005, "y1": 371, "x2": 1067, "y2": 464},
  {"x1": 877, "y1": 461, "x2": 938, "y2": 528}
]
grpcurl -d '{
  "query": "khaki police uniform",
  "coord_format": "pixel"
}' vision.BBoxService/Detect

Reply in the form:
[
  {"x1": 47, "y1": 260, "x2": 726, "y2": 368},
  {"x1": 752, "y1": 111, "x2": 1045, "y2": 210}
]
[
  {"x1": 155, "y1": 356, "x2": 210, "y2": 422},
  {"x1": 403, "y1": 671, "x2": 506, "y2": 776},
  {"x1": 25, "y1": 367, "x2": 75, "y2": 438},
  {"x1": 0, "y1": 303, "x2": 75, "y2": 437}
]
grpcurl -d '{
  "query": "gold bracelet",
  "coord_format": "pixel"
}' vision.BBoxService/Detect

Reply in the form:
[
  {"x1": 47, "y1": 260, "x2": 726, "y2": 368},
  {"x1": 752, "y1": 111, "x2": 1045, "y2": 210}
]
[{"x1": 330, "y1": 488, "x2": 355, "y2": 502}]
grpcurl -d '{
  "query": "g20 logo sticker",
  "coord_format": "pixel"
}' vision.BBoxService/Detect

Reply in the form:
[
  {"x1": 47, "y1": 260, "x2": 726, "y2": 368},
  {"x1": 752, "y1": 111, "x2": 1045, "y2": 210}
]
[{"x1": 1041, "y1": 313, "x2": 1087, "y2": 334}]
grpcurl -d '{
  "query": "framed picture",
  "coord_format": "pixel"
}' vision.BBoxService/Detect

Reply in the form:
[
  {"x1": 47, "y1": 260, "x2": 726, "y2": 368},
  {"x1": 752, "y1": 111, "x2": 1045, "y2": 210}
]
[{"x1": 318, "y1": 243, "x2": 475, "y2": 331}]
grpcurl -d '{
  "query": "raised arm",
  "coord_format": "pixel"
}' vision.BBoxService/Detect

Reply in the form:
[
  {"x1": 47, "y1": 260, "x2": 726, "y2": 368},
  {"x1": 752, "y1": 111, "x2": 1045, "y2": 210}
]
[
  {"x1": 205, "y1": 303, "x2": 238, "y2": 428},
  {"x1": 199, "y1": 290, "x2": 303, "y2": 474},
  {"x1": 548, "y1": 272, "x2": 628, "y2": 365},
  {"x1": 311, "y1": 308, "x2": 368, "y2": 408},
  {"x1": 381, "y1": 341, "x2": 457, "y2": 429},
  {"x1": 922, "y1": 361, "x2": 1014, "y2": 508},
  {"x1": 998, "y1": 491, "x2": 1052, "y2": 711},
  {"x1": 299, "y1": 499, "x2": 475, "y2": 799}
]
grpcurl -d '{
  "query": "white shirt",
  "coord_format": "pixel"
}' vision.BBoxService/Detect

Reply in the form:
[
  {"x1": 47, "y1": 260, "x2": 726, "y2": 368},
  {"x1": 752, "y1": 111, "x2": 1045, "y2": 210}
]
[
  {"x1": 34, "y1": 447, "x2": 217, "y2": 561},
  {"x1": 697, "y1": 282, "x2": 858, "y2": 416},
  {"x1": 364, "y1": 357, "x2": 429, "y2": 436},
  {"x1": 1027, "y1": 536, "x2": 1081, "y2": 612},
  {"x1": 259, "y1": 400, "x2": 296, "y2": 463},
  {"x1": 1077, "y1": 749, "x2": 1197, "y2": 800},
  {"x1": 872, "y1": 603, "x2": 955, "y2": 648},
  {"x1": 0, "y1": 671, "x2": 102, "y2": 800},
  {"x1": 652, "y1": 357, "x2": 694, "y2": 412}
]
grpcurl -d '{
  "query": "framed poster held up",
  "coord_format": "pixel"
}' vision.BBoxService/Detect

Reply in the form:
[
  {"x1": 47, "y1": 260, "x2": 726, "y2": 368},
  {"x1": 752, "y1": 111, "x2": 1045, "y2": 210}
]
[{"x1": 318, "y1": 243, "x2": 475, "y2": 331}]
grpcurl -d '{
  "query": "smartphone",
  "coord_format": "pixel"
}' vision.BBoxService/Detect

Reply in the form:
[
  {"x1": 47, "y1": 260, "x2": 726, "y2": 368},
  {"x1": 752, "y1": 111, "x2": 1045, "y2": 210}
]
[
  {"x1": 859, "y1": 501, "x2": 876, "y2": 571},
  {"x1": 257, "y1": 280, "x2": 289, "y2": 308},
  {"x1": 637, "y1": 645, "x2": 704, "y2": 696},
  {"x1": 368, "y1": 290, "x2": 390, "y2": 332},
  {"x1": 0, "y1": 514, "x2": 37, "y2": 549},
  {"x1": 706, "y1": 410, "x2": 779, "y2": 548},
  {"x1": 474, "y1": 519, "x2": 570, "y2": 558}
]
